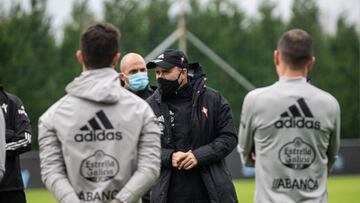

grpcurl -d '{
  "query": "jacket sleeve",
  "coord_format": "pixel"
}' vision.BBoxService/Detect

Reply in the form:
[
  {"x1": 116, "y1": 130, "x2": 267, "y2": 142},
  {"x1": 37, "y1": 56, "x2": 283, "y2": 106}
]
[
  {"x1": 237, "y1": 92, "x2": 255, "y2": 167},
  {"x1": 5, "y1": 94, "x2": 31, "y2": 157},
  {"x1": 116, "y1": 104, "x2": 161, "y2": 203},
  {"x1": 161, "y1": 148, "x2": 174, "y2": 168},
  {"x1": 0, "y1": 111, "x2": 5, "y2": 182},
  {"x1": 327, "y1": 100, "x2": 341, "y2": 172},
  {"x1": 193, "y1": 94, "x2": 237, "y2": 166},
  {"x1": 38, "y1": 109, "x2": 80, "y2": 203},
  {"x1": 146, "y1": 95, "x2": 174, "y2": 169}
]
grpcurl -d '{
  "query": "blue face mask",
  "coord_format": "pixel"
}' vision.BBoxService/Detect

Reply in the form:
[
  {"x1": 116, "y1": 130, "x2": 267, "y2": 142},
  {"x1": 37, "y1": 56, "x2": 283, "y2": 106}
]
[{"x1": 128, "y1": 72, "x2": 149, "y2": 92}]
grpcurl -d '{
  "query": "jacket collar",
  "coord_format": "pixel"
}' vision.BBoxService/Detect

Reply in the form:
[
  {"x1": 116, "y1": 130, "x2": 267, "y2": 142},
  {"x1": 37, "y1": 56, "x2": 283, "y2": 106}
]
[
  {"x1": 66, "y1": 68, "x2": 121, "y2": 103},
  {"x1": 279, "y1": 76, "x2": 306, "y2": 83}
]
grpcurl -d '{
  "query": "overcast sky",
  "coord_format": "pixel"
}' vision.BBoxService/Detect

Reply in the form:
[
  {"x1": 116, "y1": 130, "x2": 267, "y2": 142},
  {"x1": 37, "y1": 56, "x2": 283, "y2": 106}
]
[{"x1": 2, "y1": 0, "x2": 359, "y2": 40}]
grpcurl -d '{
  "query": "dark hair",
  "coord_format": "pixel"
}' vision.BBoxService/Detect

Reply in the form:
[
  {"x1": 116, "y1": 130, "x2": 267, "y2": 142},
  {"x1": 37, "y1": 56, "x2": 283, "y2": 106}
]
[
  {"x1": 80, "y1": 23, "x2": 120, "y2": 69},
  {"x1": 277, "y1": 29, "x2": 314, "y2": 70}
]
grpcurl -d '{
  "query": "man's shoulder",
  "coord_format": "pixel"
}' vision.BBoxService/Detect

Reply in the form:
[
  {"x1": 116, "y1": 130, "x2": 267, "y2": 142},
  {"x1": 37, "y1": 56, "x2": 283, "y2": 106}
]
[
  {"x1": 307, "y1": 85, "x2": 340, "y2": 111},
  {"x1": 145, "y1": 89, "x2": 159, "y2": 104},
  {"x1": 2, "y1": 91, "x2": 22, "y2": 105},
  {"x1": 202, "y1": 86, "x2": 221, "y2": 98},
  {"x1": 121, "y1": 88, "x2": 143, "y2": 101},
  {"x1": 201, "y1": 86, "x2": 231, "y2": 109},
  {"x1": 244, "y1": 85, "x2": 275, "y2": 101},
  {"x1": 40, "y1": 95, "x2": 71, "y2": 120},
  {"x1": 309, "y1": 84, "x2": 338, "y2": 102},
  {"x1": 119, "y1": 88, "x2": 155, "y2": 113}
]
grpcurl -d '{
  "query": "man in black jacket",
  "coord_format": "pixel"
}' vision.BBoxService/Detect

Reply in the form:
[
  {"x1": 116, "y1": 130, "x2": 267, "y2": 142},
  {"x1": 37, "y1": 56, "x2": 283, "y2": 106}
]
[
  {"x1": 119, "y1": 53, "x2": 155, "y2": 100},
  {"x1": 0, "y1": 85, "x2": 32, "y2": 203},
  {"x1": 146, "y1": 49, "x2": 238, "y2": 203}
]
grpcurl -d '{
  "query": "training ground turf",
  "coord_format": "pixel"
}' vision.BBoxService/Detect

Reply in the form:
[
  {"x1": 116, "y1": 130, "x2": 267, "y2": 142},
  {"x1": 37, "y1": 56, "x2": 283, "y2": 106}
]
[{"x1": 25, "y1": 175, "x2": 360, "y2": 203}]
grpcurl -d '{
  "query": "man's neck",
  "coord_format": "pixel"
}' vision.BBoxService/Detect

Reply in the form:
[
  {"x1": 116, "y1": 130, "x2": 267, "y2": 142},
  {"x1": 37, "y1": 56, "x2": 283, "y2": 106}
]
[
  {"x1": 278, "y1": 65, "x2": 308, "y2": 78},
  {"x1": 83, "y1": 66, "x2": 114, "y2": 72}
]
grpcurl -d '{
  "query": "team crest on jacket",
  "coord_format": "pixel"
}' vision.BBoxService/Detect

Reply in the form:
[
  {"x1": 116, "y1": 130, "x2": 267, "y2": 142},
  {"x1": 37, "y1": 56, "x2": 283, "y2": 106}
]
[
  {"x1": 80, "y1": 150, "x2": 120, "y2": 182},
  {"x1": 201, "y1": 106, "x2": 208, "y2": 118},
  {"x1": 274, "y1": 98, "x2": 321, "y2": 130}
]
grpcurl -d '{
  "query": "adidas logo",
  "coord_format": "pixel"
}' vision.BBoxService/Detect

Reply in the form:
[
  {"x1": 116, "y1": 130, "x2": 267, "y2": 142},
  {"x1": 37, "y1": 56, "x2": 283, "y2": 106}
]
[
  {"x1": 274, "y1": 98, "x2": 321, "y2": 130},
  {"x1": 74, "y1": 110, "x2": 122, "y2": 143}
]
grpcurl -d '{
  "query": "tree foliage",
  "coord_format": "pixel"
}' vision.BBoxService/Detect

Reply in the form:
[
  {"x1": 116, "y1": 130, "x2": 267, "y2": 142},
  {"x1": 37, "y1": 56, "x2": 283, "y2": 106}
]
[{"x1": 0, "y1": 0, "x2": 358, "y2": 150}]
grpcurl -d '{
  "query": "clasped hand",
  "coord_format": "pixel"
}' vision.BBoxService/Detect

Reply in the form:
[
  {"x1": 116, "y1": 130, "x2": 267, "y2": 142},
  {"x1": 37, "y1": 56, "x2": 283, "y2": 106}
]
[{"x1": 172, "y1": 150, "x2": 198, "y2": 170}]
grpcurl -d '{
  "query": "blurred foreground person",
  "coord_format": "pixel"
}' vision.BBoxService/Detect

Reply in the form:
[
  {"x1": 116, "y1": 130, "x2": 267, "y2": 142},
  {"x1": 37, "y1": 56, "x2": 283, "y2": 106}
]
[
  {"x1": 238, "y1": 29, "x2": 340, "y2": 203},
  {"x1": 0, "y1": 86, "x2": 32, "y2": 203},
  {"x1": 119, "y1": 53, "x2": 155, "y2": 100},
  {"x1": 146, "y1": 49, "x2": 238, "y2": 203},
  {"x1": 0, "y1": 111, "x2": 5, "y2": 182},
  {"x1": 38, "y1": 23, "x2": 161, "y2": 203}
]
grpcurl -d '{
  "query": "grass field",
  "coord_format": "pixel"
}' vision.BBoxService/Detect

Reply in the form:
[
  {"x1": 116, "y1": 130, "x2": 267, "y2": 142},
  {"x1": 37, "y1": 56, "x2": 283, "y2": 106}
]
[{"x1": 26, "y1": 175, "x2": 360, "y2": 203}]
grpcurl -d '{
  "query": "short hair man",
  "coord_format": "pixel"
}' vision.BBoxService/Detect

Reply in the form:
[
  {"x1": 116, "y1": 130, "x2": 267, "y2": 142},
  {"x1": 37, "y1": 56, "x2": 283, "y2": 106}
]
[
  {"x1": 146, "y1": 49, "x2": 238, "y2": 203},
  {"x1": 38, "y1": 23, "x2": 161, "y2": 203},
  {"x1": 119, "y1": 53, "x2": 155, "y2": 99},
  {"x1": 238, "y1": 29, "x2": 340, "y2": 203},
  {"x1": 0, "y1": 86, "x2": 32, "y2": 203},
  {"x1": 119, "y1": 54, "x2": 155, "y2": 203}
]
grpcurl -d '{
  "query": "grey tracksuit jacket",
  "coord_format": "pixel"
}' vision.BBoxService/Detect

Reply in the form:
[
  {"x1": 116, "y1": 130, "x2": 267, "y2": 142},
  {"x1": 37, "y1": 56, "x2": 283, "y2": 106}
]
[
  {"x1": 238, "y1": 77, "x2": 340, "y2": 203},
  {"x1": 38, "y1": 68, "x2": 161, "y2": 203}
]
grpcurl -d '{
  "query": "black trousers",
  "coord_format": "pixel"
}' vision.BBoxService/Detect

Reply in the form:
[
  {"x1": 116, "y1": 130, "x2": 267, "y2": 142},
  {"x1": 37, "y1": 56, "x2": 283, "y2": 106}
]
[
  {"x1": 0, "y1": 190, "x2": 26, "y2": 203},
  {"x1": 142, "y1": 192, "x2": 150, "y2": 203}
]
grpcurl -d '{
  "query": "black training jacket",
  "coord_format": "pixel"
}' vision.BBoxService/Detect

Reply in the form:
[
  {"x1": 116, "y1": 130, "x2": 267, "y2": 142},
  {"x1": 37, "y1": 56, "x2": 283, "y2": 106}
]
[
  {"x1": 135, "y1": 85, "x2": 156, "y2": 100},
  {"x1": 0, "y1": 85, "x2": 31, "y2": 191},
  {"x1": 135, "y1": 84, "x2": 156, "y2": 203},
  {"x1": 146, "y1": 63, "x2": 238, "y2": 203}
]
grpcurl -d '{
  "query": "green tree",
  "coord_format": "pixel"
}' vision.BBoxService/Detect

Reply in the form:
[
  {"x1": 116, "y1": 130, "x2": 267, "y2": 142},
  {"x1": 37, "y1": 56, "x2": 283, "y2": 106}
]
[
  {"x1": 104, "y1": 0, "x2": 174, "y2": 55},
  {"x1": 186, "y1": 0, "x2": 286, "y2": 125},
  {"x1": 0, "y1": 1, "x2": 58, "y2": 148},
  {"x1": 328, "y1": 17, "x2": 359, "y2": 138},
  {"x1": 0, "y1": 0, "x2": 358, "y2": 151},
  {"x1": 289, "y1": 0, "x2": 360, "y2": 138},
  {"x1": 57, "y1": 0, "x2": 96, "y2": 92},
  {"x1": 185, "y1": 0, "x2": 249, "y2": 125}
]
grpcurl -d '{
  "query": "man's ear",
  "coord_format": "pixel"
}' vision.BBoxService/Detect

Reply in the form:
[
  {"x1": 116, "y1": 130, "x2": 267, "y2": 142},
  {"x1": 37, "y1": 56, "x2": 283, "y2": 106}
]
[
  {"x1": 307, "y1": 56, "x2": 316, "y2": 71},
  {"x1": 274, "y1": 50, "x2": 284, "y2": 77},
  {"x1": 182, "y1": 68, "x2": 188, "y2": 79},
  {"x1": 274, "y1": 50, "x2": 280, "y2": 67},
  {"x1": 119, "y1": 72, "x2": 127, "y2": 87},
  {"x1": 119, "y1": 72, "x2": 126, "y2": 82},
  {"x1": 76, "y1": 50, "x2": 84, "y2": 65},
  {"x1": 111, "y1": 52, "x2": 121, "y2": 69}
]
